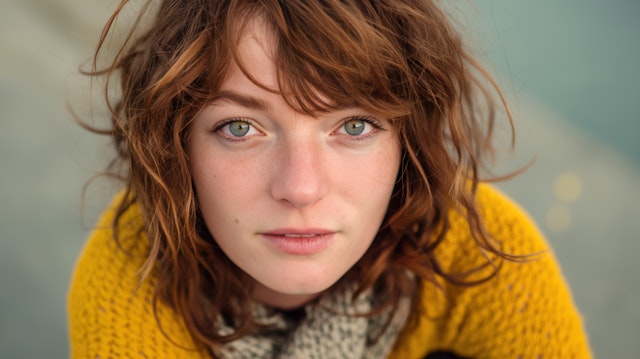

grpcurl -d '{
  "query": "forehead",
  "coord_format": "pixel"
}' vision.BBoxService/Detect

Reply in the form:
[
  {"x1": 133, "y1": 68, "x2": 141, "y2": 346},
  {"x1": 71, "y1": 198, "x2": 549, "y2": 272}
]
[
  {"x1": 224, "y1": 17, "x2": 278, "y2": 90},
  {"x1": 222, "y1": 16, "x2": 340, "y2": 112},
  {"x1": 218, "y1": 11, "x2": 407, "y2": 117}
]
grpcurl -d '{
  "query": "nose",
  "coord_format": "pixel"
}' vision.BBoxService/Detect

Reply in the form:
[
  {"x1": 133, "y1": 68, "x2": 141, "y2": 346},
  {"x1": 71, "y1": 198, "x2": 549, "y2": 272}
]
[{"x1": 269, "y1": 137, "x2": 326, "y2": 208}]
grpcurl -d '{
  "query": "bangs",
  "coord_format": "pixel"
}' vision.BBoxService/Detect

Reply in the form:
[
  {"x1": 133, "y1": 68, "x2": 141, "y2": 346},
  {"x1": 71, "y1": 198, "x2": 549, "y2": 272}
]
[{"x1": 224, "y1": 0, "x2": 412, "y2": 119}]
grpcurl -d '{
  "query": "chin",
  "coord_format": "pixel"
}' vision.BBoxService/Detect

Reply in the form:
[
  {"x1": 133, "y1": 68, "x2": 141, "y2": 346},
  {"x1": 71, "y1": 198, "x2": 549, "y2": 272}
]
[
  {"x1": 271, "y1": 276, "x2": 337, "y2": 295},
  {"x1": 251, "y1": 269, "x2": 344, "y2": 308}
]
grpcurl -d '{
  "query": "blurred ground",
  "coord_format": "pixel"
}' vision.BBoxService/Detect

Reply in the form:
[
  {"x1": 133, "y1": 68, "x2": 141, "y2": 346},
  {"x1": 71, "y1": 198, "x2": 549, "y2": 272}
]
[{"x1": 1, "y1": 1, "x2": 638, "y2": 358}]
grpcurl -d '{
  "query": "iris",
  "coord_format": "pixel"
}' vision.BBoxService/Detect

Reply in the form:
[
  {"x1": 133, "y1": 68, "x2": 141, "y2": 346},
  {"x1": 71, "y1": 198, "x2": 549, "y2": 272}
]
[
  {"x1": 228, "y1": 121, "x2": 251, "y2": 137},
  {"x1": 344, "y1": 118, "x2": 365, "y2": 136}
]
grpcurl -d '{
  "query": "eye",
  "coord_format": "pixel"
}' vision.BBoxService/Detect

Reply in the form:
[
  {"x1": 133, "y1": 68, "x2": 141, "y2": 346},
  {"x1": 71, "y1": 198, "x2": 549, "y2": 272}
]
[
  {"x1": 343, "y1": 118, "x2": 366, "y2": 135},
  {"x1": 227, "y1": 121, "x2": 251, "y2": 136},
  {"x1": 215, "y1": 119, "x2": 261, "y2": 139},
  {"x1": 336, "y1": 116, "x2": 381, "y2": 138}
]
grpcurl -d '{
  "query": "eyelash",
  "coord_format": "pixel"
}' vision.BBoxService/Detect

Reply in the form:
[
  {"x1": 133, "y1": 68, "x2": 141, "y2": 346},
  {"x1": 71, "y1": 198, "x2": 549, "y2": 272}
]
[
  {"x1": 213, "y1": 118, "x2": 260, "y2": 141},
  {"x1": 337, "y1": 116, "x2": 384, "y2": 140}
]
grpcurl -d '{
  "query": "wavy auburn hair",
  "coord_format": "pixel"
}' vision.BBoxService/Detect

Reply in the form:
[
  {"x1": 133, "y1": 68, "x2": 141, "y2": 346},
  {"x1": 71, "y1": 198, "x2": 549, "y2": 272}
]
[{"x1": 84, "y1": 0, "x2": 518, "y2": 354}]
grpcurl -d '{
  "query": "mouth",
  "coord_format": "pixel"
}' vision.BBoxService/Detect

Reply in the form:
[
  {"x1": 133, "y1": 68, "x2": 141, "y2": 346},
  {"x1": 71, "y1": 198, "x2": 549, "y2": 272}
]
[
  {"x1": 260, "y1": 229, "x2": 335, "y2": 255},
  {"x1": 262, "y1": 228, "x2": 334, "y2": 236},
  {"x1": 280, "y1": 233, "x2": 319, "y2": 238}
]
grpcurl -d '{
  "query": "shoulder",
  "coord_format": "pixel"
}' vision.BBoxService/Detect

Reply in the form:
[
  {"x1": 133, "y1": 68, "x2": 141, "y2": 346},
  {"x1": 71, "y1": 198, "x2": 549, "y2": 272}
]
[
  {"x1": 448, "y1": 183, "x2": 548, "y2": 258},
  {"x1": 67, "y1": 192, "x2": 202, "y2": 358},
  {"x1": 68, "y1": 192, "x2": 148, "y2": 291},
  {"x1": 390, "y1": 183, "x2": 592, "y2": 358},
  {"x1": 474, "y1": 183, "x2": 547, "y2": 253},
  {"x1": 426, "y1": 184, "x2": 549, "y2": 280}
]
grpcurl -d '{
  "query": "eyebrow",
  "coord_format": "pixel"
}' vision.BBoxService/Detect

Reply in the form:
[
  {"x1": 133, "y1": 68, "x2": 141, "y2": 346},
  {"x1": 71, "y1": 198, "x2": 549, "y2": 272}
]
[{"x1": 211, "y1": 90, "x2": 272, "y2": 112}]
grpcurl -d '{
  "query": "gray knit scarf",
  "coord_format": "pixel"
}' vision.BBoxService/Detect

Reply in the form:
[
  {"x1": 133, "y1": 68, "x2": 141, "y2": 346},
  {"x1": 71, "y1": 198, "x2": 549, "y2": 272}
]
[{"x1": 217, "y1": 284, "x2": 411, "y2": 359}]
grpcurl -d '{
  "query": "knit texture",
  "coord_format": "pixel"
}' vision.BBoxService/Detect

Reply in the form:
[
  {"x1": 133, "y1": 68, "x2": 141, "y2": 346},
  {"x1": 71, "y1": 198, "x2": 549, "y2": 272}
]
[
  {"x1": 68, "y1": 184, "x2": 592, "y2": 358},
  {"x1": 217, "y1": 283, "x2": 410, "y2": 358}
]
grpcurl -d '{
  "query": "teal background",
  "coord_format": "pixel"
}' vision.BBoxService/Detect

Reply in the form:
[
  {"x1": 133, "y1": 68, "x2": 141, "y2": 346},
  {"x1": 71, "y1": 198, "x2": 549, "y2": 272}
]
[
  {"x1": 472, "y1": 0, "x2": 640, "y2": 164},
  {"x1": 1, "y1": 1, "x2": 638, "y2": 357}
]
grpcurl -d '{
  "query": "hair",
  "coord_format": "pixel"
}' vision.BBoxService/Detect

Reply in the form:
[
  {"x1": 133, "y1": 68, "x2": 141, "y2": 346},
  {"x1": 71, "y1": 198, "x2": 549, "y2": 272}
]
[{"x1": 82, "y1": 0, "x2": 521, "y2": 355}]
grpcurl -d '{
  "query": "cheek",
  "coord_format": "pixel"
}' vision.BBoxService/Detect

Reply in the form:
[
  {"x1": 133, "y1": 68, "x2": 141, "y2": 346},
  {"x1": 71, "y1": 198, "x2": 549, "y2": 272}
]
[
  {"x1": 189, "y1": 150, "x2": 267, "y2": 226},
  {"x1": 334, "y1": 139, "x2": 401, "y2": 221},
  {"x1": 344, "y1": 140, "x2": 400, "y2": 190},
  {"x1": 188, "y1": 148, "x2": 227, "y2": 216}
]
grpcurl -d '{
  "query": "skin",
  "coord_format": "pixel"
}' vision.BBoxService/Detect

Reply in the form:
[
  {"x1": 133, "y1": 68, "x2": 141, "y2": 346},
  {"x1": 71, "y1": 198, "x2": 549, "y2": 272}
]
[{"x1": 187, "y1": 18, "x2": 401, "y2": 310}]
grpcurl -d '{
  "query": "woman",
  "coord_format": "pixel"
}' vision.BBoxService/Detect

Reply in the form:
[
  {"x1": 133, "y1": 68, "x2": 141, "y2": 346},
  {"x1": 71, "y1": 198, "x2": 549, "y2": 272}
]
[{"x1": 68, "y1": 0, "x2": 592, "y2": 358}]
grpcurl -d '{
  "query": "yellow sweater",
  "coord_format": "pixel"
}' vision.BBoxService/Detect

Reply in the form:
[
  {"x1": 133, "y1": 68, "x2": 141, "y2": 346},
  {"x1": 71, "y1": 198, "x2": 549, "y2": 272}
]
[{"x1": 68, "y1": 184, "x2": 591, "y2": 358}]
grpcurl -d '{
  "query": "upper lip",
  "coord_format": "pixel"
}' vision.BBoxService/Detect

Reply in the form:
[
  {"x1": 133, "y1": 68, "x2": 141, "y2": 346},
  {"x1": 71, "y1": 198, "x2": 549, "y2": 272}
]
[{"x1": 260, "y1": 228, "x2": 335, "y2": 236}]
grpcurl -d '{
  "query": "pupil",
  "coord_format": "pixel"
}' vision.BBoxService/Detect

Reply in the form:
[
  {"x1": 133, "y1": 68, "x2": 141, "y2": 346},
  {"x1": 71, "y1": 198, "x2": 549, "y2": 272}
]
[
  {"x1": 345, "y1": 119, "x2": 365, "y2": 135},
  {"x1": 229, "y1": 121, "x2": 250, "y2": 136}
]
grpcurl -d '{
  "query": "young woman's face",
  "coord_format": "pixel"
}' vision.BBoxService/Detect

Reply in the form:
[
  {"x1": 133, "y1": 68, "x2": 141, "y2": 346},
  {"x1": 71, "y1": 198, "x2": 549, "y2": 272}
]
[{"x1": 187, "y1": 18, "x2": 401, "y2": 309}]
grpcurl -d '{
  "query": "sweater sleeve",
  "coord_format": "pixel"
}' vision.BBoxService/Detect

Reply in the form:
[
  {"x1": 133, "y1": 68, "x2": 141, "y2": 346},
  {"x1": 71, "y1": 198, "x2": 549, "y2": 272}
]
[
  {"x1": 67, "y1": 195, "x2": 203, "y2": 358},
  {"x1": 391, "y1": 184, "x2": 592, "y2": 358}
]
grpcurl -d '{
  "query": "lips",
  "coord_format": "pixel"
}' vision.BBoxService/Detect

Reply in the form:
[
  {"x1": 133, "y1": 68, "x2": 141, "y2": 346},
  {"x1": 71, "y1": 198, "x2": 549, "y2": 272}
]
[
  {"x1": 279, "y1": 233, "x2": 319, "y2": 238},
  {"x1": 260, "y1": 229, "x2": 335, "y2": 255}
]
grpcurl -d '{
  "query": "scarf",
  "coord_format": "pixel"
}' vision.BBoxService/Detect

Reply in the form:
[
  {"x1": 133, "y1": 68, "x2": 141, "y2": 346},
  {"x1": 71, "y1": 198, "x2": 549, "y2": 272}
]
[{"x1": 218, "y1": 283, "x2": 411, "y2": 359}]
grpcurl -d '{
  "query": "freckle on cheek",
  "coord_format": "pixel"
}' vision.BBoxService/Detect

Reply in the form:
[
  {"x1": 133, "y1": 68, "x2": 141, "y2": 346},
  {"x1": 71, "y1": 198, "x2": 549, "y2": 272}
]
[{"x1": 235, "y1": 218, "x2": 239, "y2": 224}]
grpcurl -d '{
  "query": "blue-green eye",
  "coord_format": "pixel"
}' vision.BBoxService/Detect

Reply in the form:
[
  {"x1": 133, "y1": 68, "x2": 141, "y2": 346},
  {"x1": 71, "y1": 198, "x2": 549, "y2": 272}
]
[
  {"x1": 227, "y1": 121, "x2": 251, "y2": 137},
  {"x1": 343, "y1": 118, "x2": 366, "y2": 136},
  {"x1": 214, "y1": 119, "x2": 262, "y2": 141}
]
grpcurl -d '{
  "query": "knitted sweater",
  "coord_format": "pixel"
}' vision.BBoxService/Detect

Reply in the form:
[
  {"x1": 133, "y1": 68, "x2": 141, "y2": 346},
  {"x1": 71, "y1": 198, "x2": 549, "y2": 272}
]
[{"x1": 68, "y1": 184, "x2": 592, "y2": 358}]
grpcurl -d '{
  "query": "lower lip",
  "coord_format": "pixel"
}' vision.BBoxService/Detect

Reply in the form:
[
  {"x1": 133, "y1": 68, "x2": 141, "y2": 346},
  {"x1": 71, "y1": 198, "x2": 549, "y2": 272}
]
[{"x1": 261, "y1": 233, "x2": 334, "y2": 255}]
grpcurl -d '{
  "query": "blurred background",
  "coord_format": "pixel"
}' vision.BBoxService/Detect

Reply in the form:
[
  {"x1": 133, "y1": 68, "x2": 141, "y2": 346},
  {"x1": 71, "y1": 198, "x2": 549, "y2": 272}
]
[{"x1": 1, "y1": 0, "x2": 638, "y2": 357}]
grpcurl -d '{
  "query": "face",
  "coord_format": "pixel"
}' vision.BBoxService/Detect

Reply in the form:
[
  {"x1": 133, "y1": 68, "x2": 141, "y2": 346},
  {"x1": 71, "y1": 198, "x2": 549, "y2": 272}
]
[{"x1": 187, "y1": 18, "x2": 401, "y2": 309}]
